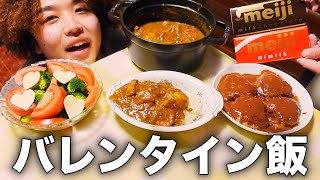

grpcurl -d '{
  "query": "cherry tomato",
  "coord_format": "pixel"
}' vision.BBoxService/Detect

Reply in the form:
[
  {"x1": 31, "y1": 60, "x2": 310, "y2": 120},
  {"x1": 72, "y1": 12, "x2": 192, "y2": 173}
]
[
  {"x1": 14, "y1": 66, "x2": 46, "y2": 85},
  {"x1": 47, "y1": 60, "x2": 95, "y2": 87},
  {"x1": 85, "y1": 85, "x2": 98, "y2": 108},
  {"x1": 30, "y1": 118, "x2": 67, "y2": 126},
  {"x1": 72, "y1": 66, "x2": 95, "y2": 87},
  {"x1": 47, "y1": 61, "x2": 70, "y2": 74},
  {"x1": 5, "y1": 86, "x2": 36, "y2": 116},
  {"x1": 46, "y1": 60, "x2": 97, "y2": 108},
  {"x1": 30, "y1": 84, "x2": 67, "y2": 119}
]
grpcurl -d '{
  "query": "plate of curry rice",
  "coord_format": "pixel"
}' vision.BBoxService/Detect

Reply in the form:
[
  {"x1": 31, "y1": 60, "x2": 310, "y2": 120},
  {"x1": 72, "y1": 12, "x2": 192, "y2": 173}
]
[
  {"x1": 212, "y1": 63, "x2": 314, "y2": 135},
  {"x1": 107, "y1": 71, "x2": 223, "y2": 132}
]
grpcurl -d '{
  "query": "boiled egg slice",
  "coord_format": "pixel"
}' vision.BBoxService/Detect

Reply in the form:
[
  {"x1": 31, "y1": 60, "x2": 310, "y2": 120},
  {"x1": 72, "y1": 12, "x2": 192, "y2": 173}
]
[
  {"x1": 23, "y1": 71, "x2": 40, "y2": 89},
  {"x1": 64, "y1": 95, "x2": 85, "y2": 119},
  {"x1": 53, "y1": 70, "x2": 76, "y2": 84},
  {"x1": 10, "y1": 89, "x2": 35, "y2": 110}
]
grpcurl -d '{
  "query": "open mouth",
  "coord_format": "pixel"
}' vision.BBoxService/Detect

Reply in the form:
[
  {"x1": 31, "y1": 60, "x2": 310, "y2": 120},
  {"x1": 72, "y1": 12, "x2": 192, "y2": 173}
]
[{"x1": 66, "y1": 42, "x2": 90, "y2": 52}]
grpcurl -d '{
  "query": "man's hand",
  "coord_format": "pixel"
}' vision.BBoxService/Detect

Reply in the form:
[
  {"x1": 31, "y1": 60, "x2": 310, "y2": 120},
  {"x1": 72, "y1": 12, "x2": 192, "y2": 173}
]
[
  {"x1": 305, "y1": 0, "x2": 320, "y2": 13},
  {"x1": 296, "y1": 34, "x2": 320, "y2": 74}
]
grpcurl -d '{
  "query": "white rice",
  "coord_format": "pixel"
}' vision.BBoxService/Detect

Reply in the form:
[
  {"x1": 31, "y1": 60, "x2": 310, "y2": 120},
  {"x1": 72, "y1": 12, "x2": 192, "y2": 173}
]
[{"x1": 182, "y1": 90, "x2": 202, "y2": 125}]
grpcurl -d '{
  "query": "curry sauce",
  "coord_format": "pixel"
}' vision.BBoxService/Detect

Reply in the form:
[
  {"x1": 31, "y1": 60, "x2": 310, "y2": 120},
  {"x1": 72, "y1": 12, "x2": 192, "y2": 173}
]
[
  {"x1": 110, "y1": 80, "x2": 191, "y2": 126},
  {"x1": 218, "y1": 70, "x2": 301, "y2": 133},
  {"x1": 133, "y1": 21, "x2": 204, "y2": 44}
]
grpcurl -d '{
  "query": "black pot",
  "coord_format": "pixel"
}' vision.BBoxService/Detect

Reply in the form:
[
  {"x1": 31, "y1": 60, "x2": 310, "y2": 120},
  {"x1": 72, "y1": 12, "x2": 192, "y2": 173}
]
[{"x1": 108, "y1": 0, "x2": 230, "y2": 72}]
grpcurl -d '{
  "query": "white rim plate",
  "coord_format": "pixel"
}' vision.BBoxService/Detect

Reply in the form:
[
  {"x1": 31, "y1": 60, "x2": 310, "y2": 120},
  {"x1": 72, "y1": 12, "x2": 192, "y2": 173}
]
[
  {"x1": 107, "y1": 70, "x2": 223, "y2": 132},
  {"x1": 212, "y1": 63, "x2": 314, "y2": 135}
]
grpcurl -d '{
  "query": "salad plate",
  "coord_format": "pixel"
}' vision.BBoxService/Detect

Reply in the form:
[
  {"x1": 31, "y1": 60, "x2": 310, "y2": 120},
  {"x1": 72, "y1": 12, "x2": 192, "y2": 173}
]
[{"x1": 0, "y1": 59, "x2": 102, "y2": 131}]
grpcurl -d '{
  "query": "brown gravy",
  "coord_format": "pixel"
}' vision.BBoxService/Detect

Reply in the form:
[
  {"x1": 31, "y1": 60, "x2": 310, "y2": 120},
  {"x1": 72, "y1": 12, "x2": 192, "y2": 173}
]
[
  {"x1": 133, "y1": 21, "x2": 205, "y2": 44},
  {"x1": 218, "y1": 70, "x2": 301, "y2": 133},
  {"x1": 110, "y1": 80, "x2": 191, "y2": 126}
]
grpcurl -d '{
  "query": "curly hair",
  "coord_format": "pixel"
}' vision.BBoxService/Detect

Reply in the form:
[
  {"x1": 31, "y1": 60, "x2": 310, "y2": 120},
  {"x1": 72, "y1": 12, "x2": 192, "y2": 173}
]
[{"x1": 0, "y1": 0, "x2": 118, "y2": 59}]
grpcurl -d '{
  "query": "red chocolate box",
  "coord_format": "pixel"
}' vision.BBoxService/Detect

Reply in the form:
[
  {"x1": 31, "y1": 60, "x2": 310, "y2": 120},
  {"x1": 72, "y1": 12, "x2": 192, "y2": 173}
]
[
  {"x1": 234, "y1": 25, "x2": 310, "y2": 64},
  {"x1": 230, "y1": 0, "x2": 307, "y2": 36}
]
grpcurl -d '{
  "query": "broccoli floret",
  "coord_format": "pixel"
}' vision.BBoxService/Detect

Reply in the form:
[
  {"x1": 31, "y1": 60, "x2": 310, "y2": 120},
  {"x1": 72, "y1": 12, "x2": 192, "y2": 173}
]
[
  {"x1": 69, "y1": 92, "x2": 87, "y2": 100},
  {"x1": 20, "y1": 116, "x2": 32, "y2": 124},
  {"x1": 32, "y1": 71, "x2": 51, "y2": 90},
  {"x1": 43, "y1": 71, "x2": 52, "y2": 82},
  {"x1": 67, "y1": 78, "x2": 88, "y2": 95},
  {"x1": 34, "y1": 90, "x2": 45, "y2": 104}
]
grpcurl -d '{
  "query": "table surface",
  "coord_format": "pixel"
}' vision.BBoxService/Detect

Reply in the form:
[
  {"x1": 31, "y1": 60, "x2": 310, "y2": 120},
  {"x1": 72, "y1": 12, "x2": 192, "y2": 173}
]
[{"x1": 0, "y1": 47, "x2": 319, "y2": 180}]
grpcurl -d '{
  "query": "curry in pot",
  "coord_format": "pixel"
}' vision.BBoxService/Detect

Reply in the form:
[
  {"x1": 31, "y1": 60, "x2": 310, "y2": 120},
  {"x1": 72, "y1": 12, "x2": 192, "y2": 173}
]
[
  {"x1": 133, "y1": 21, "x2": 205, "y2": 44},
  {"x1": 217, "y1": 70, "x2": 301, "y2": 133},
  {"x1": 110, "y1": 80, "x2": 192, "y2": 126}
]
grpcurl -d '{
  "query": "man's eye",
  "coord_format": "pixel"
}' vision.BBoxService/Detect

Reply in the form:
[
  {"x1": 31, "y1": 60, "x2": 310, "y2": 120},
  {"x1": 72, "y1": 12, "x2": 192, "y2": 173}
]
[
  {"x1": 75, "y1": 8, "x2": 89, "y2": 13},
  {"x1": 44, "y1": 16, "x2": 57, "y2": 23}
]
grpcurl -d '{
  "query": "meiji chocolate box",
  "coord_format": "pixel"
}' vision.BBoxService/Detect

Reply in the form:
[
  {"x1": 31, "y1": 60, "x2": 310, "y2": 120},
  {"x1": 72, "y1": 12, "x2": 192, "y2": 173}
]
[
  {"x1": 234, "y1": 25, "x2": 309, "y2": 64},
  {"x1": 230, "y1": 0, "x2": 307, "y2": 36}
]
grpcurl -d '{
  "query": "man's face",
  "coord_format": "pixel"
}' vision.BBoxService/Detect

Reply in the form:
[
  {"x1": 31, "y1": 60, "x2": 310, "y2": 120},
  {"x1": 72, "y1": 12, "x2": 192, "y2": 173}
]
[{"x1": 34, "y1": 0, "x2": 102, "y2": 64}]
